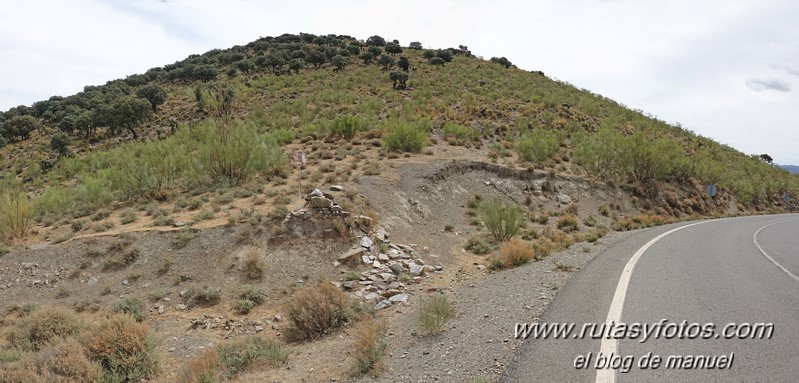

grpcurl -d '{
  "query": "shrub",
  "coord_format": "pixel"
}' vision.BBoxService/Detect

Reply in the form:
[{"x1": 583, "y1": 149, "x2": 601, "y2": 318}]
[
  {"x1": 119, "y1": 209, "x2": 138, "y2": 224},
  {"x1": 498, "y1": 239, "x2": 535, "y2": 268},
  {"x1": 233, "y1": 299, "x2": 255, "y2": 315},
  {"x1": 442, "y1": 123, "x2": 479, "y2": 145},
  {"x1": 6, "y1": 306, "x2": 80, "y2": 351},
  {"x1": 0, "y1": 191, "x2": 33, "y2": 240},
  {"x1": 417, "y1": 293, "x2": 453, "y2": 335},
  {"x1": 241, "y1": 251, "x2": 265, "y2": 280},
  {"x1": 113, "y1": 297, "x2": 146, "y2": 322},
  {"x1": 479, "y1": 197, "x2": 523, "y2": 242},
  {"x1": 329, "y1": 116, "x2": 366, "y2": 139},
  {"x1": 197, "y1": 120, "x2": 286, "y2": 186},
  {"x1": 285, "y1": 282, "x2": 354, "y2": 342},
  {"x1": 352, "y1": 320, "x2": 388, "y2": 377},
  {"x1": 188, "y1": 286, "x2": 222, "y2": 307},
  {"x1": 83, "y1": 314, "x2": 159, "y2": 383},
  {"x1": 464, "y1": 237, "x2": 492, "y2": 254},
  {"x1": 515, "y1": 129, "x2": 560, "y2": 163},
  {"x1": 383, "y1": 122, "x2": 427, "y2": 153},
  {"x1": 50, "y1": 132, "x2": 71, "y2": 156},
  {"x1": 557, "y1": 214, "x2": 580, "y2": 232},
  {"x1": 216, "y1": 336, "x2": 288, "y2": 378}
]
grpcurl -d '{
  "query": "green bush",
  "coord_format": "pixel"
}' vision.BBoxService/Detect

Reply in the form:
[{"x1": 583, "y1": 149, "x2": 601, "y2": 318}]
[
  {"x1": 197, "y1": 120, "x2": 286, "y2": 186},
  {"x1": 479, "y1": 197, "x2": 523, "y2": 242},
  {"x1": 464, "y1": 237, "x2": 492, "y2": 254},
  {"x1": 188, "y1": 286, "x2": 222, "y2": 307},
  {"x1": 216, "y1": 336, "x2": 288, "y2": 378},
  {"x1": 329, "y1": 116, "x2": 366, "y2": 139},
  {"x1": 113, "y1": 297, "x2": 146, "y2": 322},
  {"x1": 442, "y1": 122, "x2": 479, "y2": 145},
  {"x1": 515, "y1": 129, "x2": 559, "y2": 163},
  {"x1": 0, "y1": 191, "x2": 33, "y2": 240},
  {"x1": 382, "y1": 122, "x2": 427, "y2": 153},
  {"x1": 417, "y1": 293, "x2": 453, "y2": 335}
]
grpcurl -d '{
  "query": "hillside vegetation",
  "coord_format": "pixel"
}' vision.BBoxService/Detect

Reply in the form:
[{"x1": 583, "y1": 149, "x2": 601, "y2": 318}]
[{"x1": 0, "y1": 32, "x2": 796, "y2": 241}]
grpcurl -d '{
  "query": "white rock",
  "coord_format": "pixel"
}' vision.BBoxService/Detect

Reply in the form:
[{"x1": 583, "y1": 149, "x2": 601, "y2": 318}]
[
  {"x1": 360, "y1": 236, "x2": 374, "y2": 248},
  {"x1": 374, "y1": 300, "x2": 392, "y2": 310},
  {"x1": 330, "y1": 185, "x2": 344, "y2": 191},
  {"x1": 408, "y1": 263, "x2": 424, "y2": 277},
  {"x1": 389, "y1": 294, "x2": 409, "y2": 303}
]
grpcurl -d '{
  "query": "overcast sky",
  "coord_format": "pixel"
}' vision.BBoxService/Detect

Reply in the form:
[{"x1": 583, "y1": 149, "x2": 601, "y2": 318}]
[{"x1": 1, "y1": 0, "x2": 797, "y2": 163}]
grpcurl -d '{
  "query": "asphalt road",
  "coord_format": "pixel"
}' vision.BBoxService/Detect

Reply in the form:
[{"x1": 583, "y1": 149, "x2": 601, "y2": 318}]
[{"x1": 501, "y1": 214, "x2": 799, "y2": 383}]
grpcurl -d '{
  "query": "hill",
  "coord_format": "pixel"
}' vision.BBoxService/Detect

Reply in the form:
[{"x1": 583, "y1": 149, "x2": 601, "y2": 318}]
[
  {"x1": 780, "y1": 165, "x2": 799, "y2": 174},
  {"x1": 0, "y1": 33, "x2": 797, "y2": 382}
]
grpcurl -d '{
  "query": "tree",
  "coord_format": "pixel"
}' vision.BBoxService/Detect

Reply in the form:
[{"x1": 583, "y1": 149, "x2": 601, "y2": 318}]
[
  {"x1": 135, "y1": 84, "x2": 167, "y2": 111},
  {"x1": 234, "y1": 59, "x2": 255, "y2": 73},
  {"x1": 398, "y1": 56, "x2": 410, "y2": 72},
  {"x1": 346, "y1": 44, "x2": 361, "y2": 55},
  {"x1": 331, "y1": 55, "x2": 350, "y2": 71},
  {"x1": 1, "y1": 115, "x2": 40, "y2": 141},
  {"x1": 422, "y1": 49, "x2": 436, "y2": 59},
  {"x1": 492, "y1": 56, "x2": 513, "y2": 68},
  {"x1": 359, "y1": 51, "x2": 374, "y2": 65},
  {"x1": 385, "y1": 42, "x2": 403, "y2": 56},
  {"x1": 306, "y1": 50, "x2": 326, "y2": 68},
  {"x1": 93, "y1": 96, "x2": 153, "y2": 139},
  {"x1": 760, "y1": 154, "x2": 774, "y2": 164},
  {"x1": 389, "y1": 71, "x2": 409, "y2": 90},
  {"x1": 430, "y1": 57, "x2": 446, "y2": 67},
  {"x1": 192, "y1": 65, "x2": 218, "y2": 82},
  {"x1": 367, "y1": 46, "x2": 382, "y2": 58},
  {"x1": 409, "y1": 41, "x2": 423, "y2": 50},
  {"x1": 366, "y1": 35, "x2": 386, "y2": 47},
  {"x1": 436, "y1": 49, "x2": 454, "y2": 63},
  {"x1": 378, "y1": 54, "x2": 395, "y2": 70},
  {"x1": 288, "y1": 58, "x2": 305, "y2": 74},
  {"x1": 50, "y1": 132, "x2": 71, "y2": 156},
  {"x1": 265, "y1": 53, "x2": 287, "y2": 72}
]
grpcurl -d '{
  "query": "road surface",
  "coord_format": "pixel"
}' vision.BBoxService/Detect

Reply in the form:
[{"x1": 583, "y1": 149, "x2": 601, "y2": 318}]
[{"x1": 501, "y1": 214, "x2": 799, "y2": 382}]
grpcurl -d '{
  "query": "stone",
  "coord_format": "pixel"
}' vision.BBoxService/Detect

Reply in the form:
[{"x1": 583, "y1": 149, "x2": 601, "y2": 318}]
[
  {"x1": 378, "y1": 253, "x2": 390, "y2": 262},
  {"x1": 408, "y1": 263, "x2": 424, "y2": 277},
  {"x1": 389, "y1": 263, "x2": 404, "y2": 275},
  {"x1": 87, "y1": 276, "x2": 99, "y2": 285},
  {"x1": 388, "y1": 282, "x2": 402, "y2": 289},
  {"x1": 309, "y1": 196, "x2": 332, "y2": 209},
  {"x1": 364, "y1": 292, "x2": 381, "y2": 302},
  {"x1": 122, "y1": 279, "x2": 129, "y2": 286},
  {"x1": 372, "y1": 260, "x2": 381, "y2": 268},
  {"x1": 342, "y1": 281, "x2": 358, "y2": 290},
  {"x1": 375, "y1": 228, "x2": 389, "y2": 241},
  {"x1": 168, "y1": 347, "x2": 176, "y2": 352},
  {"x1": 157, "y1": 305, "x2": 165, "y2": 314},
  {"x1": 255, "y1": 326, "x2": 264, "y2": 333},
  {"x1": 435, "y1": 265, "x2": 444, "y2": 272},
  {"x1": 163, "y1": 297, "x2": 171, "y2": 302},
  {"x1": 274, "y1": 314, "x2": 283, "y2": 322},
  {"x1": 379, "y1": 273, "x2": 395, "y2": 281},
  {"x1": 173, "y1": 221, "x2": 186, "y2": 227},
  {"x1": 176, "y1": 304, "x2": 188, "y2": 311},
  {"x1": 308, "y1": 188, "x2": 324, "y2": 198},
  {"x1": 179, "y1": 290, "x2": 188, "y2": 297},
  {"x1": 477, "y1": 265, "x2": 486, "y2": 271},
  {"x1": 383, "y1": 289, "x2": 402, "y2": 298},
  {"x1": 374, "y1": 300, "x2": 392, "y2": 310},
  {"x1": 361, "y1": 255, "x2": 372, "y2": 264},
  {"x1": 338, "y1": 247, "x2": 366, "y2": 262},
  {"x1": 330, "y1": 185, "x2": 344, "y2": 191},
  {"x1": 360, "y1": 236, "x2": 374, "y2": 248},
  {"x1": 557, "y1": 194, "x2": 572, "y2": 204},
  {"x1": 389, "y1": 294, "x2": 409, "y2": 303}
]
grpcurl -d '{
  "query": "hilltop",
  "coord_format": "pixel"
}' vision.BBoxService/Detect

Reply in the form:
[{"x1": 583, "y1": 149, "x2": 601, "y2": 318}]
[{"x1": 0, "y1": 33, "x2": 797, "y2": 382}]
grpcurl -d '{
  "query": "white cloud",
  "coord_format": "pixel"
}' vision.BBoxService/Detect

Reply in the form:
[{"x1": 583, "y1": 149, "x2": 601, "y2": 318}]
[{"x1": 1, "y1": 0, "x2": 798, "y2": 163}]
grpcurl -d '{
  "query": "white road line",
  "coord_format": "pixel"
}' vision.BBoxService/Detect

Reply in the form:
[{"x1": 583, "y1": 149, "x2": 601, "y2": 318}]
[
  {"x1": 753, "y1": 219, "x2": 799, "y2": 282},
  {"x1": 595, "y1": 220, "x2": 711, "y2": 383}
]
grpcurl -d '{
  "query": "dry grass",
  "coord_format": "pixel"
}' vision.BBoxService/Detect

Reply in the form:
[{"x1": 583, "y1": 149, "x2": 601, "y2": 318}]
[
  {"x1": 496, "y1": 239, "x2": 535, "y2": 268},
  {"x1": 285, "y1": 282, "x2": 354, "y2": 342},
  {"x1": 0, "y1": 192, "x2": 33, "y2": 240},
  {"x1": 177, "y1": 349, "x2": 219, "y2": 383},
  {"x1": 556, "y1": 214, "x2": 579, "y2": 232},
  {"x1": 352, "y1": 319, "x2": 388, "y2": 377}
]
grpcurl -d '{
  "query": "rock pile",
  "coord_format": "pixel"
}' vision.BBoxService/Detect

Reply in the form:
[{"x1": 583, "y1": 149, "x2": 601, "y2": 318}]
[
  {"x1": 304, "y1": 188, "x2": 349, "y2": 217},
  {"x1": 336, "y1": 227, "x2": 443, "y2": 311}
]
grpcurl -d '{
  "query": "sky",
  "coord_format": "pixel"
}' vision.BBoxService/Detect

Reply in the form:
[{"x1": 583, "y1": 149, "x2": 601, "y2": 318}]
[{"x1": 1, "y1": 0, "x2": 797, "y2": 163}]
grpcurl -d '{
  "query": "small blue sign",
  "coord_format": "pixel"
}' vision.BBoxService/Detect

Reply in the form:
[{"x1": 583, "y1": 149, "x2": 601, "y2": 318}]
[{"x1": 706, "y1": 184, "x2": 718, "y2": 198}]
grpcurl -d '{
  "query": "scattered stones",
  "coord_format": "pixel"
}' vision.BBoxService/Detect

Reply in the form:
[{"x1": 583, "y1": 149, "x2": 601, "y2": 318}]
[
  {"x1": 389, "y1": 294, "x2": 409, "y2": 303},
  {"x1": 360, "y1": 236, "x2": 374, "y2": 248}
]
